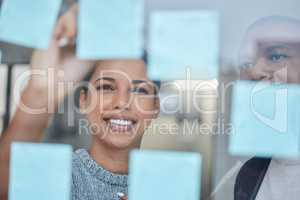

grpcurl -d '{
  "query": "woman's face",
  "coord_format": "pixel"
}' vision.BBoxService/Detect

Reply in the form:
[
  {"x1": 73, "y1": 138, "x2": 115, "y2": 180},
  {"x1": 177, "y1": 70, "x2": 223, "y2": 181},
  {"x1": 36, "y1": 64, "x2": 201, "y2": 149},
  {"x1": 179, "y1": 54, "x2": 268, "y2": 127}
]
[{"x1": 80, "y1": 60, "x2": 159, "y2": 149}]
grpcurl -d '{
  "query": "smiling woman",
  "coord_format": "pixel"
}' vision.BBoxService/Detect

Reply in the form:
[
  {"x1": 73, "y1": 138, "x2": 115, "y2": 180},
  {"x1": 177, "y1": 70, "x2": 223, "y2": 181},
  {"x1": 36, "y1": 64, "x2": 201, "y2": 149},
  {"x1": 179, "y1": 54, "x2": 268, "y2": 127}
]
[
  {"x1": 72, "y1": 60, "x2": 160, "y2": 200},
  {"x1": 77, "y1": 60, "x2": 160, "y2": 140},
  {"x1": 79, "y1": 60, "x2": 159, "y2": 153}
]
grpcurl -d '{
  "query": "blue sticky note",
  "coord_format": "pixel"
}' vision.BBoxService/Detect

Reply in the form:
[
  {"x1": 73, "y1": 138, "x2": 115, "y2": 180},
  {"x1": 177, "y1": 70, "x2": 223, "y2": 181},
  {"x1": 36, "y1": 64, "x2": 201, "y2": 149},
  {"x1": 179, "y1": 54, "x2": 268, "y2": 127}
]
[
  {"x1": 9, "y1": 143, "x2": 72, "y2": 200},
  {"x1": 230, "y1": 81, "x2": 300, "y2": 158},
  {"x1": 77, "y1": 0, "x2": 144, "y2": 59},
  {"x1": 148, "y1": 11, "x2": 219, "y2": 81},
  {"x1": 0, "y1": 0, "x2": 62, "y2": 49},
  {"x1": 129, "y1": 150, "x2": 202, "y2": 200}
]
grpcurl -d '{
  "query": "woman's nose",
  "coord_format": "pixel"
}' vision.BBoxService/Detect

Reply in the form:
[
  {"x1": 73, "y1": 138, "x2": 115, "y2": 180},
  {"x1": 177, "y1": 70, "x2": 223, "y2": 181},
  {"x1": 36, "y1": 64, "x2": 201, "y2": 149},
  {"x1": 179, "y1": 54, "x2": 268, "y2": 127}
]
[{"x1": 112, "y1": 89, "x2": 131, "y2": 110}]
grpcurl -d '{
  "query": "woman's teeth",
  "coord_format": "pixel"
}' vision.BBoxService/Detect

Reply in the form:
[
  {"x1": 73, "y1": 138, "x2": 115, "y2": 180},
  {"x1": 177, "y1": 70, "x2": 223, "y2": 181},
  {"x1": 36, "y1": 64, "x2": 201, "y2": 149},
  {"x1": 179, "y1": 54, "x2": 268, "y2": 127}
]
[
  {"x1": 107, "y1": 119, "x2": 135, "y2": 133},
  {"x1": 109, "y1": 119, "x2": 133, "y2": 126}
]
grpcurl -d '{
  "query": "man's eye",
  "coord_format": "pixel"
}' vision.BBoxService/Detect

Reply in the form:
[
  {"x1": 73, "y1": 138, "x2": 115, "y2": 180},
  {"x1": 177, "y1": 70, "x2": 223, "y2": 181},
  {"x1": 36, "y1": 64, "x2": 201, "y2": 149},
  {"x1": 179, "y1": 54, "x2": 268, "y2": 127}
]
[
  {"x1": 96, "y1": 84, "x2": 114, "y2": 91},
  {"x1": 132, "y1": 87, "x2": 150, "y2": 95},
  {"x1": 269, "y1": 54, "x2": 288, "y2": 62},
  {"x1": 240, "y1": 62, "x2": 255, "y2": 69}
]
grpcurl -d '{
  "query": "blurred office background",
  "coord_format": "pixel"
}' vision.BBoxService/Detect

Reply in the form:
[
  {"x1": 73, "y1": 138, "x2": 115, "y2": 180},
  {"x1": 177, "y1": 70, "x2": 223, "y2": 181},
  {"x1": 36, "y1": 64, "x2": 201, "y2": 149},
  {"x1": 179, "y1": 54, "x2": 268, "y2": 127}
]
[{"x1": 1, "y1": 0, "x2": 300, "y2": 199}]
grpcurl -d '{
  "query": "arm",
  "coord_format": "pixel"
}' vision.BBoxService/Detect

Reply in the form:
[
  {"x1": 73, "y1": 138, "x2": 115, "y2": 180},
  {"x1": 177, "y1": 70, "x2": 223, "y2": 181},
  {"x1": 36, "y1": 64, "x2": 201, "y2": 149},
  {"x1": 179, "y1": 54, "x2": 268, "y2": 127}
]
[
  {"x1": 0, "y1": 83, "x2": 52, "y2": 199},
  {"x1": 0, "y1": 3, "x2": 92, "y2": 199}
]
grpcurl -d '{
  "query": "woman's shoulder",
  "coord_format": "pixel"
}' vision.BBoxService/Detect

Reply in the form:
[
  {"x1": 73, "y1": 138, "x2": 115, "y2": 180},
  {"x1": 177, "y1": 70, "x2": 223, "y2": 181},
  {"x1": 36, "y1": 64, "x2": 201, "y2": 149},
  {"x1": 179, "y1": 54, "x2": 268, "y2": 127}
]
[
  {"x1": 71, "y1": 149, "x2": 98, "y2": 199},
  {"x1": 71, "y1": 149, "x2": 93, "y2": 179},
  {"x1": 72, "y1": 149, "x2": 87, "y2": 170}
]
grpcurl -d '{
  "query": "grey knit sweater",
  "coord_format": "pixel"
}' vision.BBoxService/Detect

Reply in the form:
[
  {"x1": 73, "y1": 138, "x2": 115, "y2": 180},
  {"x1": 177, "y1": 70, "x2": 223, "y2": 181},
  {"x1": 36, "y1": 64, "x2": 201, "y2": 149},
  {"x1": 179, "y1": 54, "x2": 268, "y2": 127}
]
[{"x1": 72, "y1": 149, "x2": 128, "y2": 200}]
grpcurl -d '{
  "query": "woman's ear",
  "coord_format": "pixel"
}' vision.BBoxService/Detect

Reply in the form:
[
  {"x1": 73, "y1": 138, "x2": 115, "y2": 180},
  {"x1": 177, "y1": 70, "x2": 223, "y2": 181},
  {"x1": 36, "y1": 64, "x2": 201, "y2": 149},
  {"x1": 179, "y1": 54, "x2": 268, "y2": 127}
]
[{"x1": 79, "y1": 89, "x2": 88, "y2": 113}]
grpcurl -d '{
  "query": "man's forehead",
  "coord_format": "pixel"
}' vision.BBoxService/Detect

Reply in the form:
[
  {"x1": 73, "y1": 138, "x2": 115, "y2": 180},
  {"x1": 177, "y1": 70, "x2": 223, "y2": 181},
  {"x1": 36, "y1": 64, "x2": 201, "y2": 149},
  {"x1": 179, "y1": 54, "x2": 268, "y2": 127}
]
[
  {"x1": 257, "y1": 41, "x2": 300, "y2": 52},
  {"x1": 241, "y1": 40, "x2": 300, "y2": 54},
  {"x1": 244, "y1": 16, "x2": 300, "y2": 40},
  {"x1": 243, "y1": 34, "x2": 300, "y2": 48},
  {"x1": 239, "y1": 16, "x2": 300, "y2": 58}
]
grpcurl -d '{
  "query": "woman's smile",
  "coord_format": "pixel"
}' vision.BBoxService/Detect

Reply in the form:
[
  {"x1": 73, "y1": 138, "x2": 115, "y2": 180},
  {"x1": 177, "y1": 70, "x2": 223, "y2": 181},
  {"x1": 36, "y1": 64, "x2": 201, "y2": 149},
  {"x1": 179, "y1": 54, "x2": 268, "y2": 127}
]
[{"x1": 102, "y1": 112, "x2": 139, "y2": 134}]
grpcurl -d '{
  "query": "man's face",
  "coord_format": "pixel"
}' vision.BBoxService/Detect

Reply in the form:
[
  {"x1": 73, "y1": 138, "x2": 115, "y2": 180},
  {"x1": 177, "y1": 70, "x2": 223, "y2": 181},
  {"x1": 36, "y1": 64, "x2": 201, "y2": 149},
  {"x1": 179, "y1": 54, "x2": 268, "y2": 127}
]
[{"x1": 240, "y1": 41, "x2": 300, "y2": 83}]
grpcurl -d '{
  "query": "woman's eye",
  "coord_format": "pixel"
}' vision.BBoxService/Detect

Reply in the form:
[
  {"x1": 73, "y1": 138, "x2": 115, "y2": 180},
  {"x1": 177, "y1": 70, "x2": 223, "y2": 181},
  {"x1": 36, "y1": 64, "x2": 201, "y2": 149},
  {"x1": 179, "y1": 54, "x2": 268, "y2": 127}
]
[
  {"x1": 96, "y1": 84, "x2": 114, "y2": 91},
  {"x1": 132, "y1": 87, "x2": 150, "y2": 95},
  {"x1": 269, "y1": 54, "x2": 288, "y2": 62}
]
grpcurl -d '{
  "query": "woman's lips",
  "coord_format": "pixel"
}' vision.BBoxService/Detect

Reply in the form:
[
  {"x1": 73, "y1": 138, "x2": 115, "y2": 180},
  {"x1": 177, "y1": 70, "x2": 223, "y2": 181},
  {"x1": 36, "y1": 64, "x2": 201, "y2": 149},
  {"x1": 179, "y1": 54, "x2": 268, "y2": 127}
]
[{"x1": 105, "y1": 119, "x2": 137, "y2": 133}]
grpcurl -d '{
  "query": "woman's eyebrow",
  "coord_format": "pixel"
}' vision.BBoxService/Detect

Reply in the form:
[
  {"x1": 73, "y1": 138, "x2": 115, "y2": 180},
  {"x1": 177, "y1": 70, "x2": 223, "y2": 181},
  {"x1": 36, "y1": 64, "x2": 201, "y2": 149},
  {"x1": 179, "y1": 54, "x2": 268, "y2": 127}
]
[
  {"x1": 131, "y1": 80, "x2": 158, "y2": 94},
  {"x1": 131, "y1": 80, "x2": 149, "y2": 85},
  {"x1": 94, "y1": 77, "x2": 116, "y2": 83}
]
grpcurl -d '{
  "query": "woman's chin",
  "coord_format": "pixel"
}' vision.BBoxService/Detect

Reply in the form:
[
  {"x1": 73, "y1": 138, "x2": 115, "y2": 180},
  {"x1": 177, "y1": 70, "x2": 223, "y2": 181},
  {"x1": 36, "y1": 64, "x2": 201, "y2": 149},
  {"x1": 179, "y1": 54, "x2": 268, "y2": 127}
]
[{"x1": 97, "y1": 133, "x2": 140, "y2": 150}]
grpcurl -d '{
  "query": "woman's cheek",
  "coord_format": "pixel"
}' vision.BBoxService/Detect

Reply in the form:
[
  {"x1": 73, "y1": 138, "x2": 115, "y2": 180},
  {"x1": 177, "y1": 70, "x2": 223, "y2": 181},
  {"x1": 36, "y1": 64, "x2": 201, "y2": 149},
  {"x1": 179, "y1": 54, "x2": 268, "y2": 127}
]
[
  {"x1": 133, "y1": 98, "x2": 157, "y2": 115},
  {"x1": 98, "y1": 94, "x2": 114, "y2": 110}
]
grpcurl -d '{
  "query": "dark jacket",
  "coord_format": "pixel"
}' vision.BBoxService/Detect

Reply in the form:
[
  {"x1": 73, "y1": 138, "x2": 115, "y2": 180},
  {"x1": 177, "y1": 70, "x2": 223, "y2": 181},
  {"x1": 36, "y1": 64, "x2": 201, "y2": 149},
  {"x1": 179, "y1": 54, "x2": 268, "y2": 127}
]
[{"x1": 234, "y1": 157, "x2": 271, "y2": 200}]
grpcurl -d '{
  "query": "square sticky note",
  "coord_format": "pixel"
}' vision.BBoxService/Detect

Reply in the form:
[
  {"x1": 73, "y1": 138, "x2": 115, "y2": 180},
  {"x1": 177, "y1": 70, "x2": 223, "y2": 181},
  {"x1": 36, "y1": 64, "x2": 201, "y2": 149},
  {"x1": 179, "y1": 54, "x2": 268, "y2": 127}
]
[
  {"x1": 230, "y1": 81, "x2": 300, "y2": 158},
  {"x1": 9, "y1": 143, "x2": 73, "y2": 200},
  {"x1": 129, "y1": 150, "x2": 202, "y2": 200},
  {"x1": 0, "y1": 0, "x2": 62, "y2": 49},
  {"x1": 77, "y1": 0, "x2": 144, "y2": 59},
  {"x1": 148, "y1": 11, "x2": 219, "y2": 81}
]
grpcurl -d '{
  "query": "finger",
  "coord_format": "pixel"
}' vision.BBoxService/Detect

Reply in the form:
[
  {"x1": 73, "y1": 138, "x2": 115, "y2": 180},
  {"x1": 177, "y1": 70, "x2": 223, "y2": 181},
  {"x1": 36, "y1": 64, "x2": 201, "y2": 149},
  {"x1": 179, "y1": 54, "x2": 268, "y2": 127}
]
[
  {"x1": 54, "y1": 16, "x2": 66, "y2": 40},
  {"x1": 54, "y1": 16, "x2": 75, "y2": 42},
  {"x1": 58, "y1": 37, "x2": 70, "y2": 47},
  {"x1": 120, "y1": 197, "x2": 128, "y2": 200},
  {"x1": 56, "y1": 17, "x2": 76, "y2": 47},
  {"x1": 54, "y1": 5, "x2": 77, "y2": 43},
  {"x1": 65, "y1": 14, "x2": 77, "y2": 39},
  {"x1": 63, "y1": 4, "x2": 78, "y2": 42}
]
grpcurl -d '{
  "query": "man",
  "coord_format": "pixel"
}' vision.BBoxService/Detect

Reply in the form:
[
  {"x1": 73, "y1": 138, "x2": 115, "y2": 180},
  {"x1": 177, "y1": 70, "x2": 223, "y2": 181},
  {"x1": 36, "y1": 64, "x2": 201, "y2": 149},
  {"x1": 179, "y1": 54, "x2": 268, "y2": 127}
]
[{"x1": 235, "y1": 16, "x2": 300, "y2": 200}]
